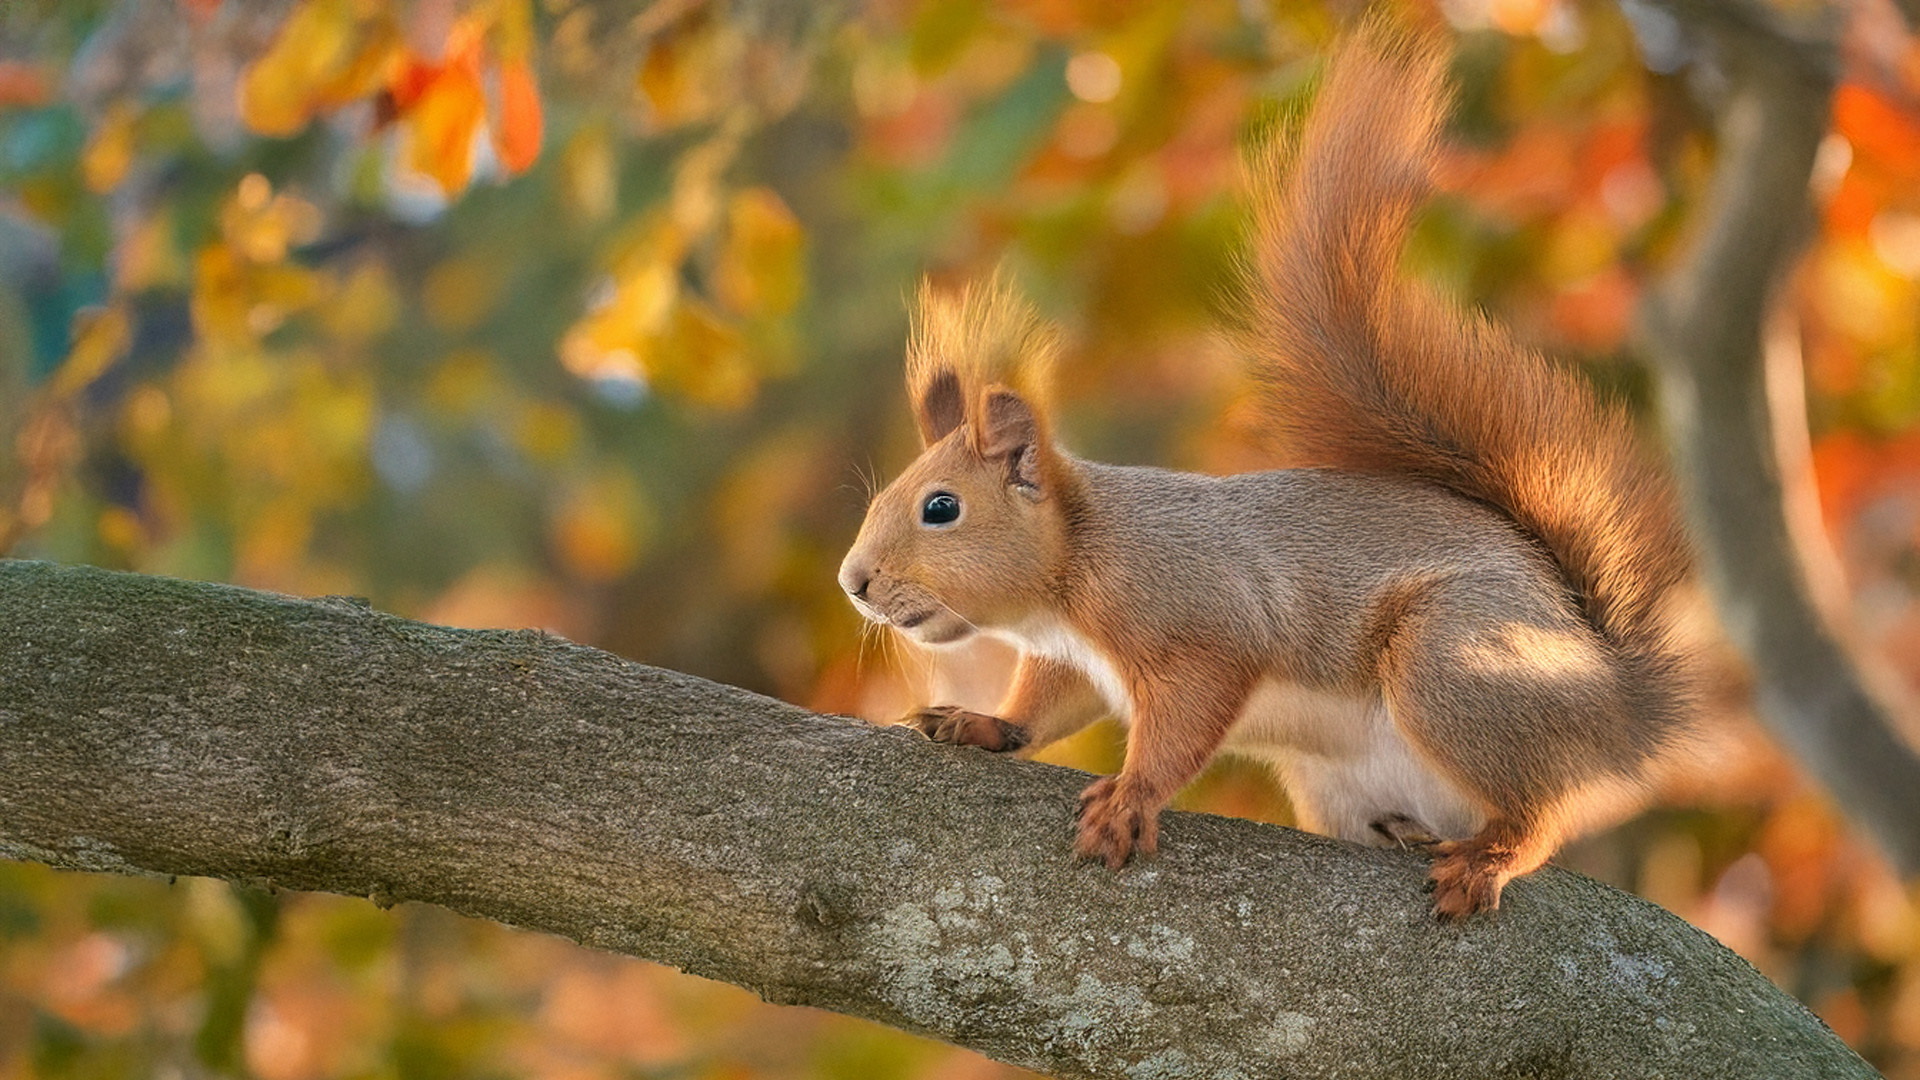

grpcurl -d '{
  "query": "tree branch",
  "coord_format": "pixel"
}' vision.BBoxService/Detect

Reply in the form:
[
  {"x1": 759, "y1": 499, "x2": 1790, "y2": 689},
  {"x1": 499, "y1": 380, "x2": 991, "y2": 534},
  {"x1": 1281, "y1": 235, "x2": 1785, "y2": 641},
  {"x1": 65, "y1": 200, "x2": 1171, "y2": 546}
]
[
  {"x1": 1636, "y1": 2, "x2": 1920, "y2": 875},
  {"x1": 0, "y1": 561, "x2": 1875, "y2": 1078}
]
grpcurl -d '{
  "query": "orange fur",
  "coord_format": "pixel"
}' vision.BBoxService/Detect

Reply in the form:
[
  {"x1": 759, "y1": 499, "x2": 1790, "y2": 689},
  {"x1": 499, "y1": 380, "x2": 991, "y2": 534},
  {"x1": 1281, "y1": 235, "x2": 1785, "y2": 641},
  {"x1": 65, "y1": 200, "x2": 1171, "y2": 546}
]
[
  {"x1": 905, "y1": 274, "x2": 1058, "y2": 451},
  {"x1": 840, "y1": 19, "x2": 1702, "y2": 921},
  {"x1": 1243, "y1": 21, "x2": 1694, "y2": 730}
]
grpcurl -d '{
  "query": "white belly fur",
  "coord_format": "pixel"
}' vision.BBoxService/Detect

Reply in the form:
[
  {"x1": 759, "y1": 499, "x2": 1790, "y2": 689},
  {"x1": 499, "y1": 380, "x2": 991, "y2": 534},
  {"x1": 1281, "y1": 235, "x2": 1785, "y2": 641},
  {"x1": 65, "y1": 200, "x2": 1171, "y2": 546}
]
[
  {"x1": 1225, "y1": 680, "x2": 1484, "y2": 843},
  {"x1": 990, "y1": 616, "x2": 1132, "y2": 719},
  {"x1": 992, "y1": 618, "x2": 1482, "y2": 845}
]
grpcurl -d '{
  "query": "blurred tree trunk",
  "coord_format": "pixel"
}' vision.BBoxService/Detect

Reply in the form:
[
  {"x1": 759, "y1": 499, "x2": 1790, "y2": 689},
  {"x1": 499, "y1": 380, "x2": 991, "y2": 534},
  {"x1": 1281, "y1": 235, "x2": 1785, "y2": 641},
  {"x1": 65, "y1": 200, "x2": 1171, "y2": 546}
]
[
  {"x1": 1635, "y1": 0, "x2": 1920, "y2": 875},
  {"x1": 0, "y1": 561, "x2": 1877, "y2": 1080}
]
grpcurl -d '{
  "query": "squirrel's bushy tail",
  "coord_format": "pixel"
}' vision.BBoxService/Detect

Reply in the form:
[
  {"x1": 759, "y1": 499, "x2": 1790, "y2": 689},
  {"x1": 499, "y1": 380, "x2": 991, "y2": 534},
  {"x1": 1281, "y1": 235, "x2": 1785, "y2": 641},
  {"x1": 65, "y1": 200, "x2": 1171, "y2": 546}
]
[{"x1": 1247, "y1": 21, "x2": 1693, "y2": 717}]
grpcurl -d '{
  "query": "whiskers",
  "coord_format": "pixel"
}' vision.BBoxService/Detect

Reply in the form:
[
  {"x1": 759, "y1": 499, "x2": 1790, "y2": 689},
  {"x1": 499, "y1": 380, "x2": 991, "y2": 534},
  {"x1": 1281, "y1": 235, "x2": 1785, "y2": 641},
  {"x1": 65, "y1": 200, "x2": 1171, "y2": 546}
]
[
  {"x1": 848, "y1": 593, "x2": 900, "y2": 682},
  {"x1": 847, "y1": 596, "x2": 972, "y2": 694},
  {"x1": 850, "y1": 610, "x2": 932, "y2": 703},
  {"x1": 841, "y1": 459, "x2": 882, "y2": 508},
  {"x1": 944, "y1": 604, "x2": 983, "y2": 638},
  {"x1": 854, "y1": 616, "x2": 884, "y2": 679}
]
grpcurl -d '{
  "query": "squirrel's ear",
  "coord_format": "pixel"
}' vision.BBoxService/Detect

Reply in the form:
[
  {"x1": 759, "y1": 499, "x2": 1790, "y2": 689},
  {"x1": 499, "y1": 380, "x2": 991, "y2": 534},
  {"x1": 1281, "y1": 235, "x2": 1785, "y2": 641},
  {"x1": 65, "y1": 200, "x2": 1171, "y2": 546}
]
[
  {"x1": 914, "y1": 369, "x2": 966, "y2": 446},
  {"x1": 976, "y1": 388, "x2": 1044, "y2": 494}
]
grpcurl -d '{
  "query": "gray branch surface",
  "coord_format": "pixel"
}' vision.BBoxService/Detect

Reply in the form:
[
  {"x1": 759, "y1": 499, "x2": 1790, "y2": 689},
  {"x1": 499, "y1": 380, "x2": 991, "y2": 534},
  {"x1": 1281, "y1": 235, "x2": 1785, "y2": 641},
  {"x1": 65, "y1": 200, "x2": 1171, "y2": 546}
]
[
  {"x1": 1637, "y1": 1, "x2": 1920, "y2": 875},
  {"x1": 0, "y1": 561, "x2": 1876, "y2": 1079}
]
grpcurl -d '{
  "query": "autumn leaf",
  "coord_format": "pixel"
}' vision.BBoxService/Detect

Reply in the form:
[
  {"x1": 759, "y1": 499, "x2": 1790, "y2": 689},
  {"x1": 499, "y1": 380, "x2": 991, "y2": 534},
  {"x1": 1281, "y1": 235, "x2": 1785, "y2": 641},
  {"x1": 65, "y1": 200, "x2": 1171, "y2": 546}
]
[
  {"x1": 0, "y1": 61, "x2": 51, "y2": 108},
  {"x1": 1835, "y1": 84, "x2": 1920, "y2": 182},
  {"x1": 52, "y1": 306, "x2": 132, "y2": 397},
  {"x1": 494, "y1": 57, "x2": 543, "y2": 175},
  {"x1": 654, "y1": 297, "x2": 751, "y2": 408},
  {"x1": 241, "y1": 0, "x2": 348, "y2": 135},
  {"x1": 637, "y1": 19, "x2": 732, "y2": 130},
  {"x1": 384, "y1": 55, "x2": 439, "y2": 116},
  {"x1": 490, "y1": 0, "x2": 537, "y2": 63},
  {"x1": 238, "y1": 0, "x2": 399, "y2": 138},
  {"x1": 714, "y1": 187, "x2": 805, "y2": 318},
  {"x1": 82, "y1": 102, "x2": 138, "y2": 193},
  {"x1": 403, "y1": 28, "x2": 488, "y2": 194}
]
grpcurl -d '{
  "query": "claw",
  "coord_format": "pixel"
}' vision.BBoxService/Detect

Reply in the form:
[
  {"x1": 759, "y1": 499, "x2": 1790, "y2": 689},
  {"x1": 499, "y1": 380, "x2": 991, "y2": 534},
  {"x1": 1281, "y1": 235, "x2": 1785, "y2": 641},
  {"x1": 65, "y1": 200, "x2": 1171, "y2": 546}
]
[
  {"x1": 1370, "y1": 812, "x2": 1440, "y2": 850},
  {"x1": 1073, "y1": 775, "x2": 1159, "y2": 869},
  {"x1": 1426, "y1": 840, "x2": 1503, "y2": 922},
  {"x1": 901, "y1": 706, "x2": 1027, "y2": 752}
]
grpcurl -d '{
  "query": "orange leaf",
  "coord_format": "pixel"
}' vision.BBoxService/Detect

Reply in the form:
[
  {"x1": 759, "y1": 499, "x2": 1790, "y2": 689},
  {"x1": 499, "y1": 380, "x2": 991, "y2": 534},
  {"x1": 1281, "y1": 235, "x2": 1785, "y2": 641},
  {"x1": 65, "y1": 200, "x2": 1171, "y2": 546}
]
[
  {"x1": 1835, "y1": 84, "x2": 1920, "y2": 180},
  {"x1": 406, "y1": 58, "x2": 485, "y2": 194},
  {"x1": 386, "y1": 54, "x2": 439, "y2": 113},
  {"x1": 494, "y1": 58, "x2": 543, "y2": 175},
  {"x1": 1826, "y1": 171, "x2": 1882, "y2": 239},
  {"x1": 0, "y1": 62, "x2": 51, "y2": 108}
]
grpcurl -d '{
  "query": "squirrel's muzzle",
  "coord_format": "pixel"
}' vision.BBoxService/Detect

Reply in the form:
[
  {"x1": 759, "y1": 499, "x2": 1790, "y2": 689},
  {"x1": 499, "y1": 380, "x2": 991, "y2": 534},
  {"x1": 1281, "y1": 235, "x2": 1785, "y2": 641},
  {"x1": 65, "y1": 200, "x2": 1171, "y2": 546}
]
[{"x1": 839, "y1": 560, "x2": 873, "y2": 603}]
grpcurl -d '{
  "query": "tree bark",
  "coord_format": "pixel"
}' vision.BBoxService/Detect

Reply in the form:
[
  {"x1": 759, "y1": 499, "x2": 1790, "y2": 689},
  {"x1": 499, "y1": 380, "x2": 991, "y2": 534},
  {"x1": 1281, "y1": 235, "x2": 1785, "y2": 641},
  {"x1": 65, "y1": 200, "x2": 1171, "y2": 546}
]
[
  {"x1": 1636, "y1": 0, "x2": 1920, "y2": 876},
  {"x1": 0, "y1": 560, "x2": 1877, "y2": 1079}
]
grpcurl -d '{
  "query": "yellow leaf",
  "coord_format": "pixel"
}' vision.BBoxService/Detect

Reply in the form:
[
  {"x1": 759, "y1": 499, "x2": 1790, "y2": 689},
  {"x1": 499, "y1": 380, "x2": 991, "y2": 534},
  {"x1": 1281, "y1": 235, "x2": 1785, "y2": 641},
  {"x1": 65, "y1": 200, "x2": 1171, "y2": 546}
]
[
  {"x1": 490, "y1": 0, "x2": 536, "y2": 63},
  {"x1": 654, "y1": 297, "x2": 751, "y2": 408},
  {"x1": 82, "y1": 102, "x2": 138, "y2": 194},
  {"x1": 53, "y1": 306, "x2": 132, "y2": 397},
  {"x1": 714, "y1": 186, "x2": 805, "y2": 318},
  {"x1": 315, "y1": 18, "x2": 399, "y2": 110},
  {"x1": 636, "y1": 19, "x2": 733, "y2": 131},
  {"x1": 560, "y1": 124, "x2": 616, "y2": 223},
  {"x1": 97, "y1": 506, "x2": 145, "y2": 553},
  {"x1": 240, "y1": 0, "x2": 359, "y2": 136},
  {"x1": 638, "y1": 34, "x2": 695, "y2": 127},
  {"x1": 189, "y1": 242, "x2": 329, "y2": 349},
  {"x1": 220, "y1": 178, "x2": 324, "y2": 264}
]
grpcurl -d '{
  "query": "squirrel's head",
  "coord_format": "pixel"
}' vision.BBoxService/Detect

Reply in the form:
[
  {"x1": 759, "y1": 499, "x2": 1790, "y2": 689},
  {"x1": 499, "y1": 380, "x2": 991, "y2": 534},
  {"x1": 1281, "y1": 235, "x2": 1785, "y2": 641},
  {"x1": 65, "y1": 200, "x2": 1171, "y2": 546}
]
[{"x1": 839, "y1": 276, "x2": 1071, "y2": 648}]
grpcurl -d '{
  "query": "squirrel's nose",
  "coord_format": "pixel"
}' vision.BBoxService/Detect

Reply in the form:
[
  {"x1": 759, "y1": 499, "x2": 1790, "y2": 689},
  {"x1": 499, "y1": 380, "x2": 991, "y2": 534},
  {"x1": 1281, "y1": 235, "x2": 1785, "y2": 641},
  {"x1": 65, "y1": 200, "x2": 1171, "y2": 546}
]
[{"x1": 839, "y1": 561, "x2": 873, "y2": 601}]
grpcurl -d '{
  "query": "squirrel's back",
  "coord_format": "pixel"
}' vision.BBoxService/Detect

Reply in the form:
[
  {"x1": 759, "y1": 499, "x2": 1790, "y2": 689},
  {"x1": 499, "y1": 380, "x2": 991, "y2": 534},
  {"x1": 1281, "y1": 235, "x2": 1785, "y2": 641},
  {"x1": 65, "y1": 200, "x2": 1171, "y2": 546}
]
[{"x1": 1244, "y1": 21, "x2": 1695, "y2": 726}]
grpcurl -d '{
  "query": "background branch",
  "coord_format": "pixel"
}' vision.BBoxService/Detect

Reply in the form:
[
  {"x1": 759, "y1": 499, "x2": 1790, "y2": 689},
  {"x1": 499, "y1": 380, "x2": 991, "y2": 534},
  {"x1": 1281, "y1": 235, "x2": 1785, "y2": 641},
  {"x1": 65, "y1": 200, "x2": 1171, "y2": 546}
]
[
  {"x1": 0, "y1": 561, "x2": 1876, "y2": 1079},
  {"x1": 1636, "y1": 0, "x2": 1920, "y2": 875}
]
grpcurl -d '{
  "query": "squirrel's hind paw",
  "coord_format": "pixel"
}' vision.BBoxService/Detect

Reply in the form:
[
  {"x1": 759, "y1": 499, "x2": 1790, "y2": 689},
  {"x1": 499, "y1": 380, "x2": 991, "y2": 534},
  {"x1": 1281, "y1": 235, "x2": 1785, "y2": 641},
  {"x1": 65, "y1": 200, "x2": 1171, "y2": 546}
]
[
  {"x1": 1427, "y1": 846, "x2": 1503, "y2": 922},
  {"x1": 1425, "y1": 817, "x2": 1556, "y2": 921}
]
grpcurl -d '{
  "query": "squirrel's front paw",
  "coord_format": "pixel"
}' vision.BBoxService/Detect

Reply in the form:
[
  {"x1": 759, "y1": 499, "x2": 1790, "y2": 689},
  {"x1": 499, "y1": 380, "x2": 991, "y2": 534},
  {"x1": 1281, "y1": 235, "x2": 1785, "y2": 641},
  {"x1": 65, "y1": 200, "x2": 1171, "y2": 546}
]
[
  {"x1": 1074, "y1": 775, "x2": 1159, "y2": 869},
  {"x1": 903, "y1": 706, "x2": 1029, "y2": 752}
]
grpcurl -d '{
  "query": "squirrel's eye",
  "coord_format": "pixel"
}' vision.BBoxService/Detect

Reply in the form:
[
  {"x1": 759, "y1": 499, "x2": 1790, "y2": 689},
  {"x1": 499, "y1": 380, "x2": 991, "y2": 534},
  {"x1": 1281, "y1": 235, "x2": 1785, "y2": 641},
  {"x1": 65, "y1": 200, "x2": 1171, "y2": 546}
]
[{"x1": 920, "y1": 492, "x2": 961, "y2": 526}]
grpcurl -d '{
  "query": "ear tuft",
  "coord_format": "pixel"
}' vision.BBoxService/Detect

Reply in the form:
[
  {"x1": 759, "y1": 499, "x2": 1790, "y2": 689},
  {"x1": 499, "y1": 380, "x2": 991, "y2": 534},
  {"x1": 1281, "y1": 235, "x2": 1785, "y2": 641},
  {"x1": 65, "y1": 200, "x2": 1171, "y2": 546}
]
[{"x1": 914, "y1": 369, "x2": 965, "y2": 445}]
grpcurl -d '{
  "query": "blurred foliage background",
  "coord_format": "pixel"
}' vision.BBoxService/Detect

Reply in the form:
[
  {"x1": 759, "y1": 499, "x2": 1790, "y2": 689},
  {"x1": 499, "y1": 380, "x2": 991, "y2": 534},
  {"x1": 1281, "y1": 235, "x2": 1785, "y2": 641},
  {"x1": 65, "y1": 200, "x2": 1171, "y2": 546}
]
[{"x1": 4, "y1": 0, "x2": 1920, "y2": 1076}]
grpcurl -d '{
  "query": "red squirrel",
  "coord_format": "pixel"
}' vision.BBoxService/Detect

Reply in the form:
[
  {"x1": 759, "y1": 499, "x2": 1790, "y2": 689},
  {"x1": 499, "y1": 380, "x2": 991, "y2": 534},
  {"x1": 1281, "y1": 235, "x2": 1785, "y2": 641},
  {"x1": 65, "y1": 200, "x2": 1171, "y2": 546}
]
[{"x1": 837, "y1": 22, "x2": 1698, "y2": 919}]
